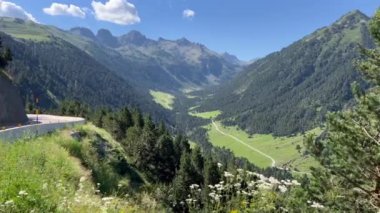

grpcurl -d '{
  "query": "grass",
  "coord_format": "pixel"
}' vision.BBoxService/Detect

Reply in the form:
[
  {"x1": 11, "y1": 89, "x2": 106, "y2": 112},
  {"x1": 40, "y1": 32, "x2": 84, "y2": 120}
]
[
  {"x1": 205, "y1": 121, "x2": 322, "y2": 172},
  {"x1": 150, "y1": 90, "x2": 175, "y2": 110},
  {"x1": 0, "y1": 124, "x2": 164, "y2": 212},
  {"x1": 189, "y1": 110, "x2": 222, "y2": 119},
  {"x1": 0, "y1": 18, "x2": 51, "y2": 42}
]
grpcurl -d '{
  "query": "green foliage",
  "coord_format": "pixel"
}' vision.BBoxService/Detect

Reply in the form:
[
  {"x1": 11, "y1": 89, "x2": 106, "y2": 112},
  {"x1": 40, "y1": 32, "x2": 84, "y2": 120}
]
[
  {"x1": 0, "y1": 137, "x2": 80, "y2": 212},
  {"x1": 305, "y1": 9, "x2": 380, "y2": 211}
]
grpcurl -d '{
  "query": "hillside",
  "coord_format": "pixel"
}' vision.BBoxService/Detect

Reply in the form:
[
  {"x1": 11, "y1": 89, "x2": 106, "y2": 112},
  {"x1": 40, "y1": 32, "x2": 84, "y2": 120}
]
[
  {"x1": 0, "y1": 30, "x2": 173, "y2": 123},
  {"x1": 0, "y1": 73, "x2": 27, "y2": 126},
  {"x1": 0, "y1": 18, "x2": 242, "y2": 93},
  {"x1": 198, "y1": 10, "x2": 374, "y2": 136}
]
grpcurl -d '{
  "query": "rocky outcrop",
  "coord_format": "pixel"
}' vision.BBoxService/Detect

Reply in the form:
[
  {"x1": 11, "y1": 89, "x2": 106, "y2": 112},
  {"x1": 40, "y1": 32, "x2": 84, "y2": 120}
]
[{"x1": 0, "y1": 73, "x2": 27, "y2": 126}]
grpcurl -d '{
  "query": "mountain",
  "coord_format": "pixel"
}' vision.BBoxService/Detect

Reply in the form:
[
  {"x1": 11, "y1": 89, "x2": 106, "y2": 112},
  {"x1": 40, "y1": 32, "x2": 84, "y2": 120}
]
[
  {"x1": 69, "y1": 27, "x2": 96, "y2": 40},
  {"x1": 198, "y1": 10, "x2": 374, "y2": 136},
  {"x1": 0, "y1": 17, "x2": 242, "y2": 94},
  {"x1": 0, "y1": 28, "x2": 171, "y2": 123},
  {"x1": 0, "y1": 72, "x2": 27, "y2": 126}
]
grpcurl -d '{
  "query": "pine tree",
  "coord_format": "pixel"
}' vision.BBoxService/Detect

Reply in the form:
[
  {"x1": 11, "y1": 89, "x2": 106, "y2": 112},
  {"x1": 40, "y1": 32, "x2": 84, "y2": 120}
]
[
  {"x1": 156, "y1": 134, "x2": 176, "y2": 182},
  {"x1": 203, "y1": 157, "x2": 221, "y2": 186},
  {"x1": 172, "y1": 152, "x2": 198, "y2": 209},
  {"x1": 306, "y1": 9, "x2": 380, "y2": 211},
  {"x1": 191, "y1": 146, "x2": 204, "y2": 184}
]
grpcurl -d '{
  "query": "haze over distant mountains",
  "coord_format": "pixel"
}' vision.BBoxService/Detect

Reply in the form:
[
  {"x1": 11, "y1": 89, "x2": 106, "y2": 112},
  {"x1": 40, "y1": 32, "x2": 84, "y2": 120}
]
[{"x1": 69, "y1": 27, "x2": 244, "y2": 91}]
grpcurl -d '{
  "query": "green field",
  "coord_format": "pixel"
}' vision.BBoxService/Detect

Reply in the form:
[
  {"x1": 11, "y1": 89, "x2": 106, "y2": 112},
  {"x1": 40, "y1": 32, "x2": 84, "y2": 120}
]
[
  {"x1": 150, "y1": 90, "x2": 175, "y2": 110},
  {"x1": 205, "y1": 121, "x2": 322, "y2": 172},
  {"x1": 0, "y1": 18, "x2": 51, "y2": 42},
  {"x1": 189, "y1": 110, "x2": 221, "y2": 119}
]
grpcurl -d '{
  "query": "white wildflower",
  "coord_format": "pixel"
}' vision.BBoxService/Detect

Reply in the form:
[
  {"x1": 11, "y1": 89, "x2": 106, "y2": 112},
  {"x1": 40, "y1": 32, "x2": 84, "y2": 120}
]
[
  {"x1": 79, "y1": 176, "x2": 86, "y2": 183},
  {"x1": 310, "y1": 201, "x2": 324, "y2": 209},
  {"x1": 259, "y1": 174, "x2": 268, "y2": 181},
  {"x1": 209, "y1": 192, "x2": 216, "y2": 198},
  {"x1": 248, "y1": 182, "x2": 255, "y2": 188},
  {"x1": 4, "y1": 200, "x2": 14, "y2": 205},
  {"x1": 268, "y1": 176, "x2": 280, "y2": 185},
  {"x1": 101, "y1": 197, "x2": 114, "y2": 202},
  {"x1": 237, "y1": 168, "x2": 244, "y2": 173},
  {"x1": 19, "y1": 190, "x2": 28, "y2": 196},
  {"x1": 258, "y1": 182, "x2": 272, "y2": 190},
  {"x1": 247, "y1": 171, "x2": 255, "y2": 176},
  {"x1": 208, "y1": 185, "x2": 214, "y2": 189},
  {"x1": 281, "y1": 180, "x2": 293, "y2": 186},
  {"x1": 189, "y1": 184, "x2": 199, "y2": 189},
  {"x1": 234, "y1": 183, "x2": 241, "y2": 189},
  {"x1": 217, "y1": 163, "x2": 223, "y2": 168},
  {"x1": 291, "y1": 180, "x2": 301, "y2": 186},
  {"x1": 278, "y1": 185, "x2": 288, "y2": 193},
  {"x1": 224, "y1": 171, "x2": 234, "y2": 178}
]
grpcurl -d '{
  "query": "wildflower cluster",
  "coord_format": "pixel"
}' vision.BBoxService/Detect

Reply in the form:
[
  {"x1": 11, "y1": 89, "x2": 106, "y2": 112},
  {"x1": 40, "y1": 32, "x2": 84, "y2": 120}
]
[{"x1": 186, "y1": 167, "x2": 303, "y2": 212}]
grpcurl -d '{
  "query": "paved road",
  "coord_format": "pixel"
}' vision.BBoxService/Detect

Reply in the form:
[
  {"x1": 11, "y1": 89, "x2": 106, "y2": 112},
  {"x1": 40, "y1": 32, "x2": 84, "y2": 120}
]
[
  {"x1": 212, "y1": 120, "x2": 276, "y2": 167},
  {"x1": 27, "y1": 114, "x2": 85, "y2": 124},
  {"x1": 0, "y1": 114, "x2": 85, "y2": 142}
]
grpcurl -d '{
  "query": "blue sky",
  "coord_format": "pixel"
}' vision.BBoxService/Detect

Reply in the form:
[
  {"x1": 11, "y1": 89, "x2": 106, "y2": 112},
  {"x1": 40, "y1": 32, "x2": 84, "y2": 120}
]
[{"x1": 2, "y1": 0, "x2": 379, "y2": 60}]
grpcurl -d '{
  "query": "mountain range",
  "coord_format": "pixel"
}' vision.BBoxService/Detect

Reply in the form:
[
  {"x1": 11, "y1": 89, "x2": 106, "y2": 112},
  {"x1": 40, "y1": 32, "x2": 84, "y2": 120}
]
[
  {"x1": 196, "y1": 10, "x2": 374, "y2": 136},
  {"x1": 0, "y1": 10, "x2": 374, "y2": 136},
  {"x1": 69, "y1": 27, "x2": 243, "y2": 91}
]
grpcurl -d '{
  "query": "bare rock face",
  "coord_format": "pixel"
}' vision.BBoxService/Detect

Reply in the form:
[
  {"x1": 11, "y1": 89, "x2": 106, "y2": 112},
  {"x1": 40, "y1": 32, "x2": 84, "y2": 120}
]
[{"x1": 0, "y1": 74, "x2": 27, "y2": 126}]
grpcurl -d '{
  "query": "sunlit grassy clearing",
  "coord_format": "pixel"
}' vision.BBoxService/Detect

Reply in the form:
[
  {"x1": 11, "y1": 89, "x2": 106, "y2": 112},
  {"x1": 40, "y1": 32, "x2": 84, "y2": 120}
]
[
  {"x1": 0, "y1": 125, "x2": 159, "y2": 212},
  {"x1": 150, "y1": 90, "x2": 175, "y2": 110},
  {"x1": 189, "y1": 110, "x2": 222, "y2": 119},
  {"x1": 205, "y1": 121, "x2": 322, "y2": 171}
]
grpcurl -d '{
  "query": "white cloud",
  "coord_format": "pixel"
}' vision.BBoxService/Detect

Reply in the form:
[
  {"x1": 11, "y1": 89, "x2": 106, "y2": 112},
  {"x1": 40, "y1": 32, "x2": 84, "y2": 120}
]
[
  {"x1": 91, "y1": 0, "x2": 140, "y2": 25},
  {"x1": 0, "y1": 0, "x2": 37, "y2": 22},
  {"x1": 183, "y1": 9, "x2": 195, "y2": 19},
  {"x1": 43, "y1": 3, "x2": 86, "y2": 18}
]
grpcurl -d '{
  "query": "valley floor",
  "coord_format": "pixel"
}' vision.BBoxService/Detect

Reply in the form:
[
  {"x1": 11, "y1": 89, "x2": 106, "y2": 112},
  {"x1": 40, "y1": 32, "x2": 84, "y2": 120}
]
[{"x1": 195, "y1": 114, "x2": 322, "y2": 172}]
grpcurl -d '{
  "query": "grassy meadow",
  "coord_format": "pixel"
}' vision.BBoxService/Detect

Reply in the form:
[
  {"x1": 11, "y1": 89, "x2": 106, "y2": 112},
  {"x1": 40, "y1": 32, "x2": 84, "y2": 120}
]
[
  {"x1": 204, "y1": 121, "x2": 322, "y2": 172},
  {"x1": 150, "y1": 90, "x2": 175, "y2": 110},
  {"x1": 188, "y1": 110, "x2": 222, "y2": 119}
]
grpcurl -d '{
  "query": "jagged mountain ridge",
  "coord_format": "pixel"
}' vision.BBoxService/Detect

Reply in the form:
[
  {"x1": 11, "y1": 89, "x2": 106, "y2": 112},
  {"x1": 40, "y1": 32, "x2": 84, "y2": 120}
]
[{"x1": 69, "y1": 27, "x2": 244, "y2": 91}]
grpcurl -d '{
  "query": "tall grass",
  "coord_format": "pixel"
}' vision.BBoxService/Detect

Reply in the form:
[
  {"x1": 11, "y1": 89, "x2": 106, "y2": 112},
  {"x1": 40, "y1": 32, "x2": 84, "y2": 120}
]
[
  {"x1": 0, "y1": 135, "x2": 81, "y2": 212},
  {"x1": 0, "y1": 126, "x2": 164, "y2": 212}
]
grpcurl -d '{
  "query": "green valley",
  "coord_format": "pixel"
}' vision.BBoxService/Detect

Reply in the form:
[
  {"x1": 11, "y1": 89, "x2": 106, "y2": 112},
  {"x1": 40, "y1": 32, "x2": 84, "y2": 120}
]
[
  {"x1": 205, "y1": 121, "x2": 322, "y2": 171},
  {"x1": 0, "y1": 1, "x2": 379, "y2": 212}
]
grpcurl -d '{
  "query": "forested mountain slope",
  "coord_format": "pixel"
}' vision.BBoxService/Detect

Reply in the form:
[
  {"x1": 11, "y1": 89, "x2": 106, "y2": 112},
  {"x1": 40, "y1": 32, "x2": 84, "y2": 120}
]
[
  {"x1": 199, "y1": 10, "x2": 374, "y2": 136},
  {"x1": 0, "y1": 17, "x2": 242, "y2": 93},
  {"x1": 0, "y1": 32, "x2": 172, "y2": 123}
]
